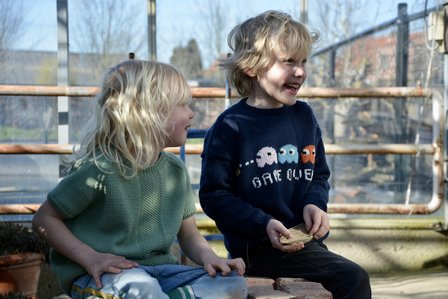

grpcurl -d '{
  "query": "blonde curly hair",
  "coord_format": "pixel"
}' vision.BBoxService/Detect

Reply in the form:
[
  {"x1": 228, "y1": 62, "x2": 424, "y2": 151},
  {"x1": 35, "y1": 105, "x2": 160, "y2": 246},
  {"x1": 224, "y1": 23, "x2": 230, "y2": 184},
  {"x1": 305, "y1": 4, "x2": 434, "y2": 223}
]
[
  {"x1": 74, "y1": 60, "x2": 191, "y2": 178},
  {"x1": 220, "y1": 10, "x2": 319, "y2": 97}
]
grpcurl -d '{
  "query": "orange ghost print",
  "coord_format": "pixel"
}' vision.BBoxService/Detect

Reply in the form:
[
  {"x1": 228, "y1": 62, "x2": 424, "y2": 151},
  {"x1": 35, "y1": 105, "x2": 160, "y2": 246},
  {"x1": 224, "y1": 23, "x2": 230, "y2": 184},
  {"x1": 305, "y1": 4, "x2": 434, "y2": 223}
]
[{"x1": 300, "y1": 145, "x2": 315, "y2": 164}]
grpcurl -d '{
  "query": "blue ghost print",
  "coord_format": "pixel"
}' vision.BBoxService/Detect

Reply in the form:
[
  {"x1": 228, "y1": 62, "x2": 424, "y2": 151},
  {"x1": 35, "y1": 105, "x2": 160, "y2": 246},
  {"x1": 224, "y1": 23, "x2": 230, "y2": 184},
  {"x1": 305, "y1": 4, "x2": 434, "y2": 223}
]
[{"x1": 278, "y1": 144, "x2": 298, "y2": 164}]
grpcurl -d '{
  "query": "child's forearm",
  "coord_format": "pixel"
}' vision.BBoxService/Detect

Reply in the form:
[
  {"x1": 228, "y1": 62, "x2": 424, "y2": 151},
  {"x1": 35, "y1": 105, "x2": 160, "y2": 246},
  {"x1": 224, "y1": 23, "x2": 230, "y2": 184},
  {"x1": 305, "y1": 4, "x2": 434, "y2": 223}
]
[
  {"x1": 183, "y1": 235, "x2": 216, "y2": 265},
  {"x1": 177, "y1": 216, "x2": 219, "y2": 265},
  {"x1": 32, "y1": 200, "x2": 98, "y2": 268}
]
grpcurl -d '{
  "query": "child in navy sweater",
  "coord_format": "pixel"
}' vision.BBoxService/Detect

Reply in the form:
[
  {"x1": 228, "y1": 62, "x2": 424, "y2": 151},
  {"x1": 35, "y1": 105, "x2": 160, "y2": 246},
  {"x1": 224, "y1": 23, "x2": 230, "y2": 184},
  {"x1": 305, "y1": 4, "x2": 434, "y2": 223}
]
[{"x1": 199, "y1": 10, "x2": 371, "y2": 299}]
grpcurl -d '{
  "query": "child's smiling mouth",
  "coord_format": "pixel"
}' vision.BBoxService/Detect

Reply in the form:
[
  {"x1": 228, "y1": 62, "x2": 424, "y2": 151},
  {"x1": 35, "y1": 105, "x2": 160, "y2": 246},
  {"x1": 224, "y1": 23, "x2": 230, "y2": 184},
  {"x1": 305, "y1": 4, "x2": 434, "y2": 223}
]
[{"x1": 284, "y1": 82, "x2": 301, "y2": 92}]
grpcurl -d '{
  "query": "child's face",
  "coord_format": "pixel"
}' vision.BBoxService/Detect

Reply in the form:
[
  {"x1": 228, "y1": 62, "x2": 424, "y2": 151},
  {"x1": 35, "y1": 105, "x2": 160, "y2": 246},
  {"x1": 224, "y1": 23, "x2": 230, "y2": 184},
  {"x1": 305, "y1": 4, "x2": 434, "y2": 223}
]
[
  {"x1": 248, "y1": 49, "x2": 307, "y2": 108},
  {"x1": 164, "y1": 104, "x2": 194, "y2": 147}
]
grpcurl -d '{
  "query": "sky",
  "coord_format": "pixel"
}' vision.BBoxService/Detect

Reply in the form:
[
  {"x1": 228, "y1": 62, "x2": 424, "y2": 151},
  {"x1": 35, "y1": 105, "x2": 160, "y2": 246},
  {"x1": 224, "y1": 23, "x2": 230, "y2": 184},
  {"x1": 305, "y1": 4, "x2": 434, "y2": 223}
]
[{"x1": 15, "y1": 0, "x2": 441, "y2": 67}]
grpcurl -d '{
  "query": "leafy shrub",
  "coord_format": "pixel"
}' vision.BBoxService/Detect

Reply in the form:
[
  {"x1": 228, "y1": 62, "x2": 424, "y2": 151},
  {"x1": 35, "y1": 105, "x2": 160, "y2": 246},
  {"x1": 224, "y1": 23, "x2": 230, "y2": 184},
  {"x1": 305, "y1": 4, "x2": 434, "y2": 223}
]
[{"x1": 0, "y1": 222, "x2": 49, "y2": 256}]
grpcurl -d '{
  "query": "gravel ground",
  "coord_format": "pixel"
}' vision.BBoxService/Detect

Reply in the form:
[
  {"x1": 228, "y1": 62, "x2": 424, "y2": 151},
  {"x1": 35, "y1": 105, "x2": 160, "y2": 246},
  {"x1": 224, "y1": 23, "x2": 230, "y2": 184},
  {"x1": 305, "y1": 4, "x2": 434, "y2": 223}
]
[{"x1": 371, "y1": 269, "x2": 448, "y2": 299}]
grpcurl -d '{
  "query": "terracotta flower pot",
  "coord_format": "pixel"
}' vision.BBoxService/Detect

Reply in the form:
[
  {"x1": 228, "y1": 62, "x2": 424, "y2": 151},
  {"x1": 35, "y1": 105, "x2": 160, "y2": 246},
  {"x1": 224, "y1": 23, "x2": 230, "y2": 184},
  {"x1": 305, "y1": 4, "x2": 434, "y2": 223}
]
[{"x1": 0, "y1": 252, "x2": 45, "y2": 299}]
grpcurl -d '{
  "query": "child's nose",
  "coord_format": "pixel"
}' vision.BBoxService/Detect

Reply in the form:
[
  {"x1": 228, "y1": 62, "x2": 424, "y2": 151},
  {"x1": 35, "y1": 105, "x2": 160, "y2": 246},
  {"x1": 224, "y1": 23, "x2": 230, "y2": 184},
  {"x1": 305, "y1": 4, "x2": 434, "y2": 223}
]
[
  {"x1": 294, "y1": 66, "x2": 305, "y2": 77},
  {"x1": 188, "y1": 106, "x2": 194, "y2": 119}
]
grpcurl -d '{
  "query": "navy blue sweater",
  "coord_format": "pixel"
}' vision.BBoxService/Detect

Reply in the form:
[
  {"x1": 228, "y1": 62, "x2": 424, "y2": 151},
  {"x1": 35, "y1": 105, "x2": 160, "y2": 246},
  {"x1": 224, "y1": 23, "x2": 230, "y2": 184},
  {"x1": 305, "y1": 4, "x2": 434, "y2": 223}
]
[{"x1": 199, "y1": 99, "x2": 330, "y2": 259}]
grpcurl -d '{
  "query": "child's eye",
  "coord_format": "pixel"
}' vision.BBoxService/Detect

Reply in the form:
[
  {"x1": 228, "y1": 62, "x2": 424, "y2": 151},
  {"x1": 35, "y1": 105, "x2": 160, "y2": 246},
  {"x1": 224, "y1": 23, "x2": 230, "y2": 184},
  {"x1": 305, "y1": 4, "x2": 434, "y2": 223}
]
[{"x1": 282, "y1": 58, "x2": 307, "y2": 66}]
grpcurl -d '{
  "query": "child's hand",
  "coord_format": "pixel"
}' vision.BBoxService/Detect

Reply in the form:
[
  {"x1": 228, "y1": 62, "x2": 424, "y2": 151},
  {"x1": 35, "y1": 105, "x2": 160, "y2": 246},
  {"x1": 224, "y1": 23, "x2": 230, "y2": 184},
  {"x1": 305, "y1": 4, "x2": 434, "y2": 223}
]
[
  {"x1": 201, "y1": 253, "x2": 246, "y2": 276},
  {"x1": 81, "y1": 251, "x2": 138, "y2": 288},
  {"x1": 303, "y1": 204, "x2": 330, "y2": 240},
  {"x1": 266, "y1": 219, "x2": 304, "y2": 252}
]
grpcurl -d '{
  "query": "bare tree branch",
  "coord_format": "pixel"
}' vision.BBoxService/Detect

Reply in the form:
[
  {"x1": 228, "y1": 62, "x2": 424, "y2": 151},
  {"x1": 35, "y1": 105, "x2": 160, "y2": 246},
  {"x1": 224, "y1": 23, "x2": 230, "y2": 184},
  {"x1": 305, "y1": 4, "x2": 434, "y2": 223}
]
[
  {"x1": 71, "y1": 0, "x2": 146, "y2": 80},
  {"x1": 0, "y1": 0, "x2": 27, "y2": 61},
  {"x1": 196, "y1": 0, "x2": 228, "y2": 68}
]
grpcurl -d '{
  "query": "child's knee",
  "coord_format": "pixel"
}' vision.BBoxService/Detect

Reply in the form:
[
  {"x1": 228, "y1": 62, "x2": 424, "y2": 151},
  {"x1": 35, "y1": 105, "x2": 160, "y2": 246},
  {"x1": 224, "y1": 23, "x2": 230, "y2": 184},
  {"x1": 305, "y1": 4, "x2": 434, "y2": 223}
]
[
  {"x1": 223, "y1": 274, "x2": 248, "y2": 298},
  {"x1": 84, "y1": 268, "x2": 168, "y2": 299},
  {"x1": 356, "y1": 266, "x2": 371, "y2": 287},
  {"x1": 191, "y1": 272, "x2": 248, "y2": 299},
  {"x1": 345, "y1": 263, "x2": 370, "y2": 289}
]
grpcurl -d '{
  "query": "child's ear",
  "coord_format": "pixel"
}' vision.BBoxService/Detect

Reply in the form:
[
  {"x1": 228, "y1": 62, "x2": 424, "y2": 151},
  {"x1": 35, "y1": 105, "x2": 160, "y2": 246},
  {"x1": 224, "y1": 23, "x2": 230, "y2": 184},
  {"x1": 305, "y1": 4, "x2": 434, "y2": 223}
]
[{"x1": 244, "y1": 68, "x2": 257, "y2": 77}]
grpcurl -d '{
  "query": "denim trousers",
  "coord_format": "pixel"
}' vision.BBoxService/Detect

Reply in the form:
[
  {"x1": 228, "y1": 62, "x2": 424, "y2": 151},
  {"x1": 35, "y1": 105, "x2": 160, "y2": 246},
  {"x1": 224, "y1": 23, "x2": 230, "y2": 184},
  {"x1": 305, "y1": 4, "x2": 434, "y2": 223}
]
[
  {"x1": 244, "y1": 240, "x2": 371, "y2": 299},
  {"x1": 70, "y1": 264, "x2": 247, "y2": 299}
]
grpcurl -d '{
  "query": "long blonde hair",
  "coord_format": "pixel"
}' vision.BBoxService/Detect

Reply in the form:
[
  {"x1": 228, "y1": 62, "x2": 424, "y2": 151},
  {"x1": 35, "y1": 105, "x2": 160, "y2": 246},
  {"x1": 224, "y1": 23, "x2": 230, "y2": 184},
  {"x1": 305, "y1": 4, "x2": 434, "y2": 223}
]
[
  {"x1": 221, "y1": 10, "x2": 319, "y2": 97},
  {"x1": 74, "y1": 60, "x2": 191, "y2": 178}
]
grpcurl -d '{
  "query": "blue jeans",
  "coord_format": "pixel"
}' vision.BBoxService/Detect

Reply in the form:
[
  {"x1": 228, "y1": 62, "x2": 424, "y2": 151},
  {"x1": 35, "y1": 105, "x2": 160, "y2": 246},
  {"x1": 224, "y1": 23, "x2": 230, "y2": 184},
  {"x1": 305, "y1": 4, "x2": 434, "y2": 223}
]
[{"x1": 70, "y1": 264, "x2": 247, "y2": 299}]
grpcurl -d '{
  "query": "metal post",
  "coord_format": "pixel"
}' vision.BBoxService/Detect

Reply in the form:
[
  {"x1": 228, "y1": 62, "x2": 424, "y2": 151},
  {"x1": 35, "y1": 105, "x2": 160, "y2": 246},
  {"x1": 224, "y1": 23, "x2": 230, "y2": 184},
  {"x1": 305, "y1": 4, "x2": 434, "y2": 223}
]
[
  {"x1": 396, "y1": 3, "x2": 409, "y2": 87},
  {"x1": 148, "y1": 0, "x2": 157, "y2": 61},
  {"x1": 394, "y1": 3, "x2": 409, "y2": 198},
  {"x1": 329, "y1": 49, "x2": 336, "y2": 85},
  {"x1": 225, "y1": 53, "x2": 231, "y2": 109},
  {"x1": 300, "y1": 0, "x2": 308, "y2": 25},
  {"x1": 327, "y1": 48, "x2": 336, "y2": 188},
  {"x1": 443, "y1": 3, "x2": 448, "y2": 229},
  {"x1": 57, "y1": 0, "x2": 69, "y2": 177}
]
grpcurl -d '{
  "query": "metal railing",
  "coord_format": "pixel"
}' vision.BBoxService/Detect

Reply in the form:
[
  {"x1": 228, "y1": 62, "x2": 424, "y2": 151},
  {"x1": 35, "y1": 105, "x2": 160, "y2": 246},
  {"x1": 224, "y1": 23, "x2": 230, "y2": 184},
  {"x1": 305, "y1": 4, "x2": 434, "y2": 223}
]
[{"x1": 0, "y1": 85, "x2": 444, "y2": 216}]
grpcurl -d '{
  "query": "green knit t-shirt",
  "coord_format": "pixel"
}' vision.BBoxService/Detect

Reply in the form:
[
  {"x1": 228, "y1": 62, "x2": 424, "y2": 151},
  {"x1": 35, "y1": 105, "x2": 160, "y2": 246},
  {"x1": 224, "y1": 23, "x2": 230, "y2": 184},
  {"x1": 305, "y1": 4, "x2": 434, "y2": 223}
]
[{"x1": 47, "y1": 151, "x2": 196, "y2": 293}]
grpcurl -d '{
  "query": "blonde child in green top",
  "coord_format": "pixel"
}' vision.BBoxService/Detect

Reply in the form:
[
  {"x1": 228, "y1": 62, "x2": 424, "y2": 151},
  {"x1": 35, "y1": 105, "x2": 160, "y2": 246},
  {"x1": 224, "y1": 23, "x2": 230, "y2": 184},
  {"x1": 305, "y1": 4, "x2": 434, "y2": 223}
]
[{"x1": 33, "y1": 60, "x2": 247, "y2": 299}]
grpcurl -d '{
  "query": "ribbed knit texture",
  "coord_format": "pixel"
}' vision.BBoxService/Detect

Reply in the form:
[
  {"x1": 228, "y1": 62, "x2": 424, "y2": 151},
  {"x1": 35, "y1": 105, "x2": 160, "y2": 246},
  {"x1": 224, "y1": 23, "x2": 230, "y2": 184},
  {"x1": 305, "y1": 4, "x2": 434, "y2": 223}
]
[{"x1": 47, "y1": 151, "x2": 196, "y2": 293}]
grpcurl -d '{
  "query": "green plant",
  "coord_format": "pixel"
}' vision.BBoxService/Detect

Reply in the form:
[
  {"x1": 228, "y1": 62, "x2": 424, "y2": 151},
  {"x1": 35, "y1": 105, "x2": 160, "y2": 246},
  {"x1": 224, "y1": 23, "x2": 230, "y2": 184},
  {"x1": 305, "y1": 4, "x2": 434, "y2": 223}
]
[{"x1": 0, "y1": 222, "x2": 49, "y2": 256}]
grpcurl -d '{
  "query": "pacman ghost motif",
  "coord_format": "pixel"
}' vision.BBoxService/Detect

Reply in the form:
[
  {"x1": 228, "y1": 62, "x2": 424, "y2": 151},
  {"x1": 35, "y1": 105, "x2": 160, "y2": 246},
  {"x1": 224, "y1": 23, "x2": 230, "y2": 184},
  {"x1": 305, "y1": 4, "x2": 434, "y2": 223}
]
[
  {"x1": 300, "y1": 145, "x2": 315, "y2": 164},
  {"x1": 256, "y1": 146, "x2": 278, "y2": 167},
  {"x1": 278, "y1": 144, "x2": 298, "y2": 164}
]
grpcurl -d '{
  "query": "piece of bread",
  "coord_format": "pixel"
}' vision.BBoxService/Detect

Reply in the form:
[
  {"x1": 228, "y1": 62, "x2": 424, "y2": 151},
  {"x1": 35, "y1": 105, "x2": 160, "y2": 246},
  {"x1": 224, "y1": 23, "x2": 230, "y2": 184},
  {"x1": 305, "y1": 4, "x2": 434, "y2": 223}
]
[{"x1": 279, "y1": 223, "x2": 313, "y2": 245}]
